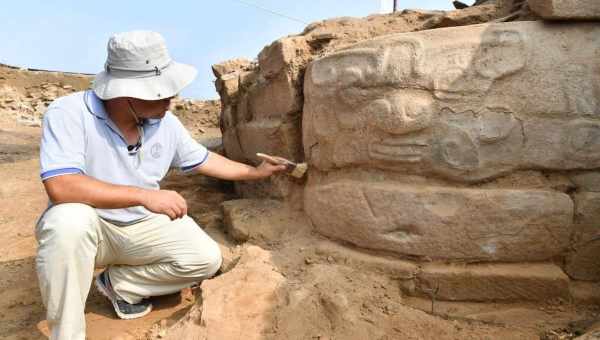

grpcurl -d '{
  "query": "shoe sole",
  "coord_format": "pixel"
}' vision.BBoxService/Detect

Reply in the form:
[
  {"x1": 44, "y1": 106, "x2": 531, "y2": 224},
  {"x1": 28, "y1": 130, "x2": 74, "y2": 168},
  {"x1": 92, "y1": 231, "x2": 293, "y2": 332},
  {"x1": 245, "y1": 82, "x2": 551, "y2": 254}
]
[{"x1": 94, "y1": 274, "x2": 153, "y2": 320}]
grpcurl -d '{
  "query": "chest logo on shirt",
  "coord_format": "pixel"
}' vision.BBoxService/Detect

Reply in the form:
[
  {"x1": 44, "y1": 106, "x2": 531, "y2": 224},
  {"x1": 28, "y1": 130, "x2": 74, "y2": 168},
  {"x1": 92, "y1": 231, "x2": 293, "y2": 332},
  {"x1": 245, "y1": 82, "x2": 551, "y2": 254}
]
[{"x1": 150, "y1": 143, "x2": 163, "y2": 159}]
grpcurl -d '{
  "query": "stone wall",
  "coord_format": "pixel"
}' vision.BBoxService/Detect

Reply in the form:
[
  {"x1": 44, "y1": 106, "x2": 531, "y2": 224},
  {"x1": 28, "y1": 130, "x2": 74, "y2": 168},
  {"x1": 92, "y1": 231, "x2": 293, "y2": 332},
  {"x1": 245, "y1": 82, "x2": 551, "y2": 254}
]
[
  {"x1": 216, "y1": 0, "x2": 600, "y2": 301},
  {"x1": 214, "y1": 1, "x2": 530, "y2": 198},
  {"x1": 303, "y1": 18, "x2": 599, "y2": 264}
]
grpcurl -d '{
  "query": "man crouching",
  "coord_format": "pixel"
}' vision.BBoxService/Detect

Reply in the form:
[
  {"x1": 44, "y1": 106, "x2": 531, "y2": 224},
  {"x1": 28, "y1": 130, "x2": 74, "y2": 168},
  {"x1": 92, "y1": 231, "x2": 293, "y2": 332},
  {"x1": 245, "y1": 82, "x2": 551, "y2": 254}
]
[{"x1": 36, "y1": 30, "x2": 285, "y2": 340}]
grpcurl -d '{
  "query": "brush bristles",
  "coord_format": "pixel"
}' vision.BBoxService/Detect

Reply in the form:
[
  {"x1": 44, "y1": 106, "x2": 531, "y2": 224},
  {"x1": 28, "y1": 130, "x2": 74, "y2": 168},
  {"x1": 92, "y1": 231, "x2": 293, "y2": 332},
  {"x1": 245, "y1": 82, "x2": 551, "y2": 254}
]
[{"x1": 290, "y1": 163, "x2": 308, "y2": 178}]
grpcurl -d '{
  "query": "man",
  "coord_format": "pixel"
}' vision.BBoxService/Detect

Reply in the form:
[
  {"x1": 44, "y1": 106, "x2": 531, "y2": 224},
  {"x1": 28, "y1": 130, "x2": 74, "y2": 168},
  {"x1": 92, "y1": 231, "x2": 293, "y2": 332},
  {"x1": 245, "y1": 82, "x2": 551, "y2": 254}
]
[{"x1": 36, "y1": 31, "x2": 285, "y2": 340}]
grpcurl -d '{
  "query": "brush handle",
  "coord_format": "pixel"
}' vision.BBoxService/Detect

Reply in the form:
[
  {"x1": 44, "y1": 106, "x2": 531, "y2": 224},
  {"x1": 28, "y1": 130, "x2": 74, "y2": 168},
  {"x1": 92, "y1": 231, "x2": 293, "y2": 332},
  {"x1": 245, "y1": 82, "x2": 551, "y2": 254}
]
[{"x1": 256, "y1": 153, "x2": 296, "y2": 166}]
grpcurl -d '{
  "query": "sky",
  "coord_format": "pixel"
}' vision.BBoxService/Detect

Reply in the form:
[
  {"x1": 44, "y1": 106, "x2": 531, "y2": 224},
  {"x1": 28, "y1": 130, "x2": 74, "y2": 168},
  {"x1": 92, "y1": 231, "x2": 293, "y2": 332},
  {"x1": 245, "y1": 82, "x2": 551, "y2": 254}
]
[{"x1": 0, "y1": 1, "x2": 454, "y2": 99}]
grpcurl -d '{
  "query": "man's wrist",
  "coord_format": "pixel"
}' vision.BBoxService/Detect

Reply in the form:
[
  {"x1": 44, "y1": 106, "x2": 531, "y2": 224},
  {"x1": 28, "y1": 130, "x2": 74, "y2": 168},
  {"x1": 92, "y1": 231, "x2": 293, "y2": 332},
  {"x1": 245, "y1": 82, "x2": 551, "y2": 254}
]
[
  {"x1": 247, "y1": 165, "x2": 262, "y2": 180},
  {"x1": 131, "y1": 187, "x2": 149, "y2": 206}
]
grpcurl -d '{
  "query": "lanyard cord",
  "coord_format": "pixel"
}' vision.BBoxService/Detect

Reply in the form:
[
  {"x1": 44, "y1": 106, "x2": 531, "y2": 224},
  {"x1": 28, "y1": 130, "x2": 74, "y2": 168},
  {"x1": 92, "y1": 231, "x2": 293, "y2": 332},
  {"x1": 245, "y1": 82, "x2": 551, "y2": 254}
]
[
  {"x1": 127, "y1": 99, "x2": 145, "y2": 167},
  {"x1": 84, "y1": 91, "x2": 145, "y2": 168}
]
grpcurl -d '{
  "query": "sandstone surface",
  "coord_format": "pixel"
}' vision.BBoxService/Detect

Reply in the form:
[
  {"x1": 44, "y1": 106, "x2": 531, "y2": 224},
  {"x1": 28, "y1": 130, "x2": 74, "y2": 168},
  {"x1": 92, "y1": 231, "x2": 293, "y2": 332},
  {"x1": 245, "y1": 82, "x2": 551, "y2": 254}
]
[
  {"x1": 417, "y1": 262, "x2": 570, "y2": 301},
  {"x1": 570, "y1": 172, "x2": 600, "y2": 192},
  {"x1": 305, "y1": 181, "x2": 573, "y2": 261},
  {"x1": 222, "y1": 198, "x2": 309, "y2": 244},
  {"x1": 303, "y1": 21, "x2": 600, "y2": 182},
  {"x1": 570, "y1": 281, "x2": 600, "y2": 305},
  {"x1": 565, "y1": 191, "x2": 600, "y2": 281}
]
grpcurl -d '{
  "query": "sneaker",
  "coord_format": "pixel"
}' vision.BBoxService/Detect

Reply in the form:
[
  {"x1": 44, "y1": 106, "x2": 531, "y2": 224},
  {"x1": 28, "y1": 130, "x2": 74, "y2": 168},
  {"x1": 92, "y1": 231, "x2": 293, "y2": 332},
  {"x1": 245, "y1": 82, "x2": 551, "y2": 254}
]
[{"x1": 94, "y1": 270, "x2": 153, "y2": 320}]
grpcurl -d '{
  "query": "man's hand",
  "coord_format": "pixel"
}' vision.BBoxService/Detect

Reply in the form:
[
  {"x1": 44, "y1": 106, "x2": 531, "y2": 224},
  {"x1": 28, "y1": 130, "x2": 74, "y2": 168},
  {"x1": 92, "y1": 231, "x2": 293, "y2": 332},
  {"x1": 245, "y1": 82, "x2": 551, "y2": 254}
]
[
  {"x1": 254, "y1": 161, "x2": 287, "y2": 179},
  {"x1": 140, "y1": 190, "x2": 188, "y2": 220},
  {"x1": 43, "y1": 175, "x2": 187, "y2": 220}
]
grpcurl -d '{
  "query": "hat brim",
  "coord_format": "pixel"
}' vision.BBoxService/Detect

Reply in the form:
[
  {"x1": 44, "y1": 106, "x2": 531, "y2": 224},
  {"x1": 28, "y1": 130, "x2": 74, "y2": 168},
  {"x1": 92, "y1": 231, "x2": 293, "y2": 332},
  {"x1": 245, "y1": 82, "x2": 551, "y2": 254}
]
[{"x1": 92, "y1": 62, "x2": 197, "y2": 100}]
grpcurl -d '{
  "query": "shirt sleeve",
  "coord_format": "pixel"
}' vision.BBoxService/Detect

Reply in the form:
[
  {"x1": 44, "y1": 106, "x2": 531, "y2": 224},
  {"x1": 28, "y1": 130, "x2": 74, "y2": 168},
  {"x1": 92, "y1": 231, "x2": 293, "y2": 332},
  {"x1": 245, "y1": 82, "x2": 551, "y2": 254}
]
[
  {"x1": 39, "y1": 104, "x2": 86, "y2": 181},
  {"x1": 170, "y1": 115, "x2": 209, "y2": 173}
]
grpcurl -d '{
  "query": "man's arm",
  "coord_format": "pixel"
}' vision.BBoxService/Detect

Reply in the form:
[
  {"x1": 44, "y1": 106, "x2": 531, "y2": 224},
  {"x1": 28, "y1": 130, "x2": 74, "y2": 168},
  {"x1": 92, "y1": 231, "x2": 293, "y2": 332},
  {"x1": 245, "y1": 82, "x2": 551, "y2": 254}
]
[
  {"x1": 44, "y1": 174, "x2": 188, "y2": 219},
  {"x1": 194, "y1": 151, "x2": 286, "y2": 180}
]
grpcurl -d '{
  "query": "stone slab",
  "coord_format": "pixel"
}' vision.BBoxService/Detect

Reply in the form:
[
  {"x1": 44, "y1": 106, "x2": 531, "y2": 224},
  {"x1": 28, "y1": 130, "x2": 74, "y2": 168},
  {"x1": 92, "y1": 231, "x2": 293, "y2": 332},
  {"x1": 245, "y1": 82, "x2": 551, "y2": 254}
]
[
  {"x1": 570, "y1": 172, "x2": 600, "y2": 192},
  {"x1": 222, "y1": 127, "x2": 245, "y2": 162},
  {"x1": 565, "y1": 191, "x2": 600, "y2": 281},
  {"x1": 529, "y1": 0, "x2": 600, "y2": 20},
  {"x1": 303, "y1": 21, "x2": 600, "y2": 183},
  {"x1": 417, "y1": 262, "x2": 570, "y2": 302},
  {"x1": 570, "y1": 280, "x2": 600, "y2": 305},
  {"x1": 566, "y1": 240, "x2": 600, "y2": 281},
  {"x1": 572, "y1": 191, "x2": 600, "y2": 243},
  {"x1": 215, "y1": 73, "x2": 239, "y2": 103},
  {"x1": 212, "y1": 58, "x2": 252, "y2": 78},
  {"x1": 248, "y1": 71, "x2": 301, "y2": 119},
  {"x1": 258, "y1": 37, "x2": 310, "y2": 79},
  {"x1": 304, "y1": 181, "x2": 573, "y2": 261},
  {"x1": 314, "y1": 240, "x2": 418, "y2": 280},
  {"x1": 235, "y1": 118, "x2": 302, "y2": 162},
  {"x1": 222, "y1": 198, "x2": 309, "y2": 243}
]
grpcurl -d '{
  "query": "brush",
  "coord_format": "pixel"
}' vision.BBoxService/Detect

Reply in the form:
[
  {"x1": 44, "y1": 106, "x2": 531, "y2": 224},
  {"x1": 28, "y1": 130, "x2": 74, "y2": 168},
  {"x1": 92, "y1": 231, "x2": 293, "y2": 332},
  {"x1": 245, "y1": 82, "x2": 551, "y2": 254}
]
[{"x1": 256, "y1": 153, "x2": 307, "y2": 178}]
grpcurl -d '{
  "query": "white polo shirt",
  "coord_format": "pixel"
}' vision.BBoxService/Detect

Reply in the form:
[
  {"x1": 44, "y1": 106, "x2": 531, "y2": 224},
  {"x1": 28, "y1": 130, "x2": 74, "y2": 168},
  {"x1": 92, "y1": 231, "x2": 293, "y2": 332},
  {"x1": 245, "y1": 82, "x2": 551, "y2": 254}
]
[{"x1": 40, "y1": 90, "x2": 209, "y2": 223}]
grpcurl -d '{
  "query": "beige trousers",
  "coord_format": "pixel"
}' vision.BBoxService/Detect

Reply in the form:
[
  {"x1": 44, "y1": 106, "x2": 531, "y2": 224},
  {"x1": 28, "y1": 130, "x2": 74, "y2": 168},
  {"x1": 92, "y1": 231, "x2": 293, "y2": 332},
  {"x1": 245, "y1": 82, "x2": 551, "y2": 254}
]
[{"x1": 35, "y1": 203, "x2": 222, "y2": 340}]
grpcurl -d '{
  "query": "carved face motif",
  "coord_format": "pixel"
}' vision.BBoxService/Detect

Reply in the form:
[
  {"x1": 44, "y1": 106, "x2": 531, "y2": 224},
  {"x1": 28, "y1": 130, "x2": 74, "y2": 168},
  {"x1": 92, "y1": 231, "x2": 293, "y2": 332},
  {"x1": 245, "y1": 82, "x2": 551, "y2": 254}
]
[
  {"x1": 309, "y1": 81, "x2": 525, "y2": 182},
  {"x1": 304, "y1": 25, "x2": 600, "y2": 182},
  {"x1": 365, "y1": 92, "x2": 435, "y2": 135}
]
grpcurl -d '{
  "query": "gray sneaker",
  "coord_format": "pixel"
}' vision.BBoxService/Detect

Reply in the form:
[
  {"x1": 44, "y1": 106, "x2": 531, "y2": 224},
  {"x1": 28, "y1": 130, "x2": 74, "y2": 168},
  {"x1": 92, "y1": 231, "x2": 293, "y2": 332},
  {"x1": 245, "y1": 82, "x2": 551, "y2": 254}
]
[{"x1": 94, "y1": 270, "x2": 153, "y2": 320}]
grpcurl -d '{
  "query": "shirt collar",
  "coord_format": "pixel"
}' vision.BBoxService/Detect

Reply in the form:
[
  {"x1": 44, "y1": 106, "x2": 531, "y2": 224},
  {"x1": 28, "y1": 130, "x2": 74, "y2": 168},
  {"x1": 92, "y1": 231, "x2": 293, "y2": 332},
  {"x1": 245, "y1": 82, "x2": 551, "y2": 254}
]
[{"x1": 84, "y1": 90, "x2": 162, "y2": 126}]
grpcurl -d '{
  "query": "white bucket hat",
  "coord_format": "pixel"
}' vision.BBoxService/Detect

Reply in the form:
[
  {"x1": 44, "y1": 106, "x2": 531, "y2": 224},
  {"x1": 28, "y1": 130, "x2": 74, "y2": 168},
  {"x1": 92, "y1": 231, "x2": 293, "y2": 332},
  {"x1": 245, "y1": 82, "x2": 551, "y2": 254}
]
[{"x1": 92, "y1": 30, "x2": 197, "y2": 100}]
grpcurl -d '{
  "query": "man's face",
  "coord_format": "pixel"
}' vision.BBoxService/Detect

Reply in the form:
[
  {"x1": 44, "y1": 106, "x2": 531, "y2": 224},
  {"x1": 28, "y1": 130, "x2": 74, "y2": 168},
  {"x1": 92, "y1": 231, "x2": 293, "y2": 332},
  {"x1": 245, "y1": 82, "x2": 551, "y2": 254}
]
[{"x1": 128, "y1": 96, "x2": 174, "y2": 119}]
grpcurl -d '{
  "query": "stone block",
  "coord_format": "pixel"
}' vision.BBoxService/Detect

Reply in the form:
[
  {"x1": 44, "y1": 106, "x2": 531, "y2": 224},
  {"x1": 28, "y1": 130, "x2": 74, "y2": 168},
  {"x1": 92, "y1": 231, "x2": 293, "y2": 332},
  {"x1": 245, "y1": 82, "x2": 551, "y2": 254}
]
[
  {"x1": 570, "y1": 172, "x2": 600, "y2": 192},
  {"x1": 564, "y1": 191, "x2": 600, "y2": 281},
  {"x1": 214, "y1": 73, "x2": 239, "y2": 103},
  {"x1": 417, "y1": 263, "x2": 570, "y2": 302},
  {"x1": 314, "y1": 240, "x2": 418, "y2": 280},
  {"x1": 222, "y1": 199, "x2": 309, "y2": 243},
  {"x1": 528, "y1": 0, "x2": 600, "y2": 20},
  {"x1": 249, "y1": 72, "x2": 301, "y2": 120},
  {"x1": 572, "y1": 191, "x2": 600, "y2": 243},
  {"x1": 235, "y1": 92, "x2": 252, "y2": 123},
  {"x1": 304, "y1": 181, "x2": 573, "y2": 261},
  {"x1": 236, "y1": 119, "x2": 300, "y2": 161},
  {"x1": 258, "y1": 37, "x2": 310, "y2": 79},
  {"x1": 233, "y1": 176, "x2": 299, "y2": 200},
  {"x1": 303, "y1": 21, "x2": 600, "y2": 183},
  {"x1": 212, "y1": 58, "x2": 252, "y2": 78},
  {"x1": 238, "y1": 69, "x2": 259, "y2": 89},
  {"x1": 222, "y1": 128, "x2": 245, "y2": 162},
  {"x1": 570, "y1": 280, "x2": 600, "y2": 304},
  {"x1": 566, "y1": 240, "x2": 600, "y2": 281}
]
